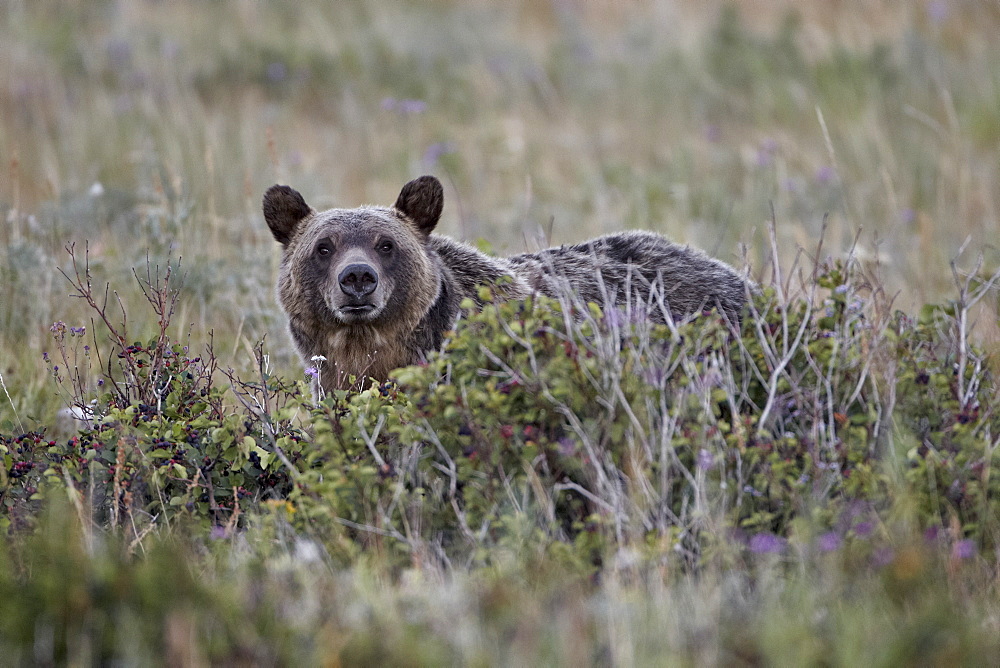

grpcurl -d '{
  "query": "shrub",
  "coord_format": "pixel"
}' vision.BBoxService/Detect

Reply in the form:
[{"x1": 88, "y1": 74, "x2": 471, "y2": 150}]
[{"x1": 4, "y1": 247, "x2": 999, "y2": 576}]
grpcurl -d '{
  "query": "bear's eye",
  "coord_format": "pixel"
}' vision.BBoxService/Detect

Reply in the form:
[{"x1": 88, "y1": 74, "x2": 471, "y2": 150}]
[
  {"x1": 315, "y1": 241, "x2": 333, "y2": 257},
  {"x1": 377, "y1": 240, "x2": 394, "y2": 255}
]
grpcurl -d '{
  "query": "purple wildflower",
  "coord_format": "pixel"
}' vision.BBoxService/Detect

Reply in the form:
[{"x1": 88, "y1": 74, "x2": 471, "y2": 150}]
[
  {"x1": 817, "y1": 532, "x2": 841, "y2": 552},
  {"x1": 927, "y1": 1, "x2": 949, "y2": 23},
  {"x1": 304, "y1": 366, "x2": 319, "y2": 379},
  {"x1": 557, "y1": 437, "x2": 576, "y2": 457},
  {"x1": 106, "y1": 39, "x2": 132, "y2": 68},
  {"x1": 266, "y1": 62, "x2": 287, "y2": 82},
  {"x1": 815, "y1": 165, "x2": 835, "y2": 185},
  {"x1": 696, "y1": 448, "x2": 714, "y2": 471},
  {"x1": 872, "y1": 546, "x2": 895, "y2": 568},
  {"x1": 952, "y1": 539, "x2": 976, "y2": 560},
  {"x1": 603, "y1": 307, "x2": 629, "y2": 330},
  {"x1": 755, "y1": 138, "x2": 778, "y2": 167},
  {"x1": 853, "y1": 521, "x2": 874, "y2": 537},
  {"x1": 161, "y1": 39, "x2": 180, "y2": 60},
  {"x1": 749, "y1": 532, "x2": 786, "y2": 555},
  {"x1": 397, "y1": 99, "x2": 427, "y2": 114},
  {"x1": 422, "y1": 142, "x2": 455, "y2": 166}
]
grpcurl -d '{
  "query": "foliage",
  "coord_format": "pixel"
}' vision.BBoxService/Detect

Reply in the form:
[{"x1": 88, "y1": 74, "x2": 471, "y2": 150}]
[
  {"x1": 3, "y1": 1, "x2": 1000, "y2": 663},
  {"x1": 1, "y1": 249, "x2": 309, "y2": 536}
]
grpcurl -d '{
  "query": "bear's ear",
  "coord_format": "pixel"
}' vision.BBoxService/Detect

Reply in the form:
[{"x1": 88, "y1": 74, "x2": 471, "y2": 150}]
[
  {"x1": 394, "y1": 175, "x2": 443, "y2": 236},
  {"x1": 263, "y1": 185, "x2": 312, "y2": 245}
]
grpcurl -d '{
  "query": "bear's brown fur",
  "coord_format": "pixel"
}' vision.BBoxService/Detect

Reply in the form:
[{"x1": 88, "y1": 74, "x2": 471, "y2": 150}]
[{"x1": 264, "y1": 175, "x2": 749, "y2": 392}]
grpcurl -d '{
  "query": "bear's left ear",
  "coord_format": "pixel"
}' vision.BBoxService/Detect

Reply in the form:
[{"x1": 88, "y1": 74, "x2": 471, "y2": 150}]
[
  {"x1": 263, "y1": 185, "x2": 312, "y2": 245},
  {"x1": 394, "y1": 175, "x2": 443, "y2": 236}
]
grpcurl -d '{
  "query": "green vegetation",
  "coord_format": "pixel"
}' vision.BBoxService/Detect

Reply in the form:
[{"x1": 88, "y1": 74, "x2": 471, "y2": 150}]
[{"x1": 3, "y1": 1, "x2": 1000, "y2": 664}]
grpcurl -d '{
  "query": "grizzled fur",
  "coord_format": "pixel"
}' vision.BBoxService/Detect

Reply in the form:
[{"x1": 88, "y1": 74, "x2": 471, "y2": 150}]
[{"x1": 264, "y1": 175, "x2": 749, "y2": 392}]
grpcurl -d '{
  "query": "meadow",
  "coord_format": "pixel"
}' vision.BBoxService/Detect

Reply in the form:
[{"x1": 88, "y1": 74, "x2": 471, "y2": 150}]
[{"x1": 2, "y1": 0, "x2": 1000, "y2": 664}]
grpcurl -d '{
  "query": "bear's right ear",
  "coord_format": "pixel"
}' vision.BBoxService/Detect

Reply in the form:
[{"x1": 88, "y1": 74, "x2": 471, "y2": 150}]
[
  {"x1": 263, "y1": 185, "x2": 312, "y2": 245},
  {"x1": 394, "y1": 175, "x2": 443, "y2": 236}
]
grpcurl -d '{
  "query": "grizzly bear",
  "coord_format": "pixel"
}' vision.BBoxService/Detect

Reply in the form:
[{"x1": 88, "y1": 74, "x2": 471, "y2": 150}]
[{"x1": 264, "y1": 175, "x2": 749, "y2": 392}]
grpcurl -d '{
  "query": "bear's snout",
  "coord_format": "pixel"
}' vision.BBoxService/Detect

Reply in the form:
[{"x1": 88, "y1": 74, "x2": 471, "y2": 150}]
[{"x1": 338, "y1": 263, "x2": 379, "y2": 299}]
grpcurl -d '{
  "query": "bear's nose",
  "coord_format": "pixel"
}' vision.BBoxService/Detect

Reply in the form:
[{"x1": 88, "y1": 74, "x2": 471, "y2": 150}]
[{"x1": 338, "y1": 263, "x2": 379, "y2": 298}]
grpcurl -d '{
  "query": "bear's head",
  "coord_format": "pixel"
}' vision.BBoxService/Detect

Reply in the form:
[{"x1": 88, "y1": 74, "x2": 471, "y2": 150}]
[{"x1": 263, "y1": 175, "x2": 444, "y2": 332}]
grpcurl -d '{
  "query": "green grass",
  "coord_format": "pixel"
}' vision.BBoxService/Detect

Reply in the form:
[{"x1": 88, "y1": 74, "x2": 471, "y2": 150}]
[{"x1": 3, "y1": 1, "x2": 1000, "y2": 664}]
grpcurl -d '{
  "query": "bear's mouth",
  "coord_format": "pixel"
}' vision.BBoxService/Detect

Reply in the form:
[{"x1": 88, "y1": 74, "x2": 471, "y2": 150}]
[
  {"x1": 340, "y1": 304, "x2": 375, "y2": 313},
  {"x1": 336, "y1": 303, "x2": 379, "y2": 322}
]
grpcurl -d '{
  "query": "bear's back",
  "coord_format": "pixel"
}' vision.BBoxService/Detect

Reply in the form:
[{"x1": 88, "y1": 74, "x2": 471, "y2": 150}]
[{"x1": 506, "y1": 231, "x2": 747, "y2": 323}]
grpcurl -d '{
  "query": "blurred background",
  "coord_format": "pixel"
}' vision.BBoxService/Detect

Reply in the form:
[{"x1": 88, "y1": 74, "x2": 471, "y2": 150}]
[{"x1": 2, "y1": 0, "x2": 998, "y2": 423}]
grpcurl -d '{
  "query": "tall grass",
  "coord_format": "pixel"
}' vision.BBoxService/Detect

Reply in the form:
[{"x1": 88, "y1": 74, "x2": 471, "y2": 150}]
[{"x1": 2, "y1": 1, "x2": 1000, "y2": 664}]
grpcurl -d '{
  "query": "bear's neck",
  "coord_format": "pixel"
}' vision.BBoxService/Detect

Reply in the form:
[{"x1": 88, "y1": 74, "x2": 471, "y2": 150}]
[{"x1": 313, "y1": 322, "x2": 414, "y2": 392}]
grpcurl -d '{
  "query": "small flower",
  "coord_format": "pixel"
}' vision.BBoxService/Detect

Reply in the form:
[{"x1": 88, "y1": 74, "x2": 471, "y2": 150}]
[
  {"x1": 815, "y1": 165, "x2": 835, "y2": 185},
  {"x1": 952, "y1": 539, "x2": 976, "y2": 560},
  {"x1": 304, "y1": 366, "x2": 319, "y2": 379},
  {"x1": 872, "y1": 546, "x2": 894, "y2": 568},
  {"x1": 927, "y1": 0, "x2": 949, "y2": 23},
  {"x1": 379, "y1": 97, "x2": 427, "y2": 114},
  {"x1": 106, "y1": 39, "x2": 131, "y2": 68},
  {"x1": 755, "y1": 138, "x2": 778, "y2": 167},
  {"x1": 817, "y1": 532, "x2": 841, "y2": 552},
  {"x1": 696, "y1": 448, "x2": 714, "y2": 471},
  {"x1": 749, "y1": 532, "x2": 786, "y2": 554},
  {"x1": 422, "y1": 141, "x2": 455, "y2": 166},
  {"x1": 557, "y1": 437, "x2": 576, "y2": 457},
  {"x1": 266, "y1": 62, "x2": 287, "y2": 82},
  {"x1": 397, "y1": 99, "x2": 427, "y2": 114},
  {"x1": 834, "y1": 284, "x2": 849, "y2": 295},
  {"x1": 70, "y1": 326, "x2": 86, "y2": 336},
  {"x1": 310, "y1": 355, "x2": 327, "y2": 362},
  {"x1": 853, "y1": 521, "x2": 874, "y2": 537}
]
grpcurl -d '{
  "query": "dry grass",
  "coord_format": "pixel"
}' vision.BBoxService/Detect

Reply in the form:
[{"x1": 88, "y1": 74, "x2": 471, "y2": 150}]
[
  {"x1": 2, "y1": 5, "x2": 1000, "y2": 662},
  {"x1": 1, "y1": 0, "x2": 998, "y2": 429}
]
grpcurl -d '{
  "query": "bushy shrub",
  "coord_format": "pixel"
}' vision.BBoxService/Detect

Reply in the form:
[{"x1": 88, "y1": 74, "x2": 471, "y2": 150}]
[
  {"x1": 4, "y1": 251, "x2": 999, "y2": 575},
  {"x1": 283, "y1": 259, "x2": 1000, "y2": 572},
  {"x1": 1, "y1": 249, "x2": 309, "y2": 535}
]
